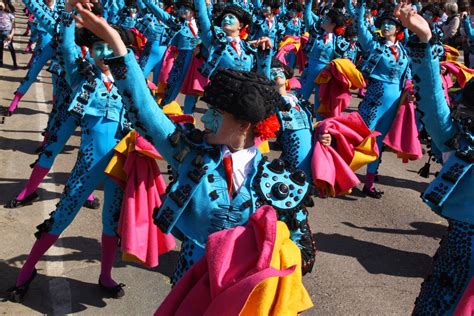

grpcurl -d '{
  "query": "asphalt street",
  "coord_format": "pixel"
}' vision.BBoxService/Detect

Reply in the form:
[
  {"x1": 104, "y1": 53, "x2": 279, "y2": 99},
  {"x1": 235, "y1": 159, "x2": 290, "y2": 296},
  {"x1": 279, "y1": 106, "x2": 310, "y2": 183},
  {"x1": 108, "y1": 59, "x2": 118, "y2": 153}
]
[{"x1": 0, "y1": 8, "x2": 446, "y2": 315}]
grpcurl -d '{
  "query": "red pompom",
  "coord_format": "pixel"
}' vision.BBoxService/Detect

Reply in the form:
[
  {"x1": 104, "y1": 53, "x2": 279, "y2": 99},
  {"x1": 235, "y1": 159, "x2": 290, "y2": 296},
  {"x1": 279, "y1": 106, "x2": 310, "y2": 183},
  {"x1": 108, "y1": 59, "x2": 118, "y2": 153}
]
[
  {"x1": 335, "y1": 26, "x2": 345, "y2": 36},
  {"x1": 371, "y1": 9, "x2": 378, "y2": 16},
  {"x1": 274, "y1": 8, "x2": 280, "y2": 14},
  {"x1": 253, "y1": 114, "x2": 281, "y2": 140},
  {"x1": 297, "y1": 12, "x2": 303, "y2": 18},
  {"x1": 433, "y1": 17, "x2": 439, "y2": 22},
  {"x1": 239, "y1": 25, "x2": 249, "y2": 39},
  {"x1": 396, "y1": 31, "x2": 404, "y2": 41}
]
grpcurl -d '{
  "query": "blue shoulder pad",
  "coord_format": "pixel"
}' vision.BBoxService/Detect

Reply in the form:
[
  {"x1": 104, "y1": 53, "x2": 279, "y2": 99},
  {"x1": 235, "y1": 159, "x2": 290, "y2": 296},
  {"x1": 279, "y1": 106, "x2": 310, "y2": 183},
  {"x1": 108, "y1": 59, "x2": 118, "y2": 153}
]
[{"x1": 254, "y1": 157, "x2": 311, "y2": 211}]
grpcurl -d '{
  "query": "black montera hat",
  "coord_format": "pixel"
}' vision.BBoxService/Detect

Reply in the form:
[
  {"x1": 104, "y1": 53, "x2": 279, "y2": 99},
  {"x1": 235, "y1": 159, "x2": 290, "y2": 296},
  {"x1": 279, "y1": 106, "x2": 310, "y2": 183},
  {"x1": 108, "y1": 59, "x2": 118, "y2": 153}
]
[
  {"x1": 176, "y1": 0, "x2": 194, "y2": 10},
  {"x1": 262, "y1": 0, "x2": 281, "y2": 9},
  {"x1": 271, "y1": 58, "x2": 294, "y2": 79},
  {"x1": 287, "y1": 1, "x2": 303, "y2": 12},
  {"x1": 326, "y1": 9, "x2": 345, "y2": 27},
  {"x1": 75, "y1": 25, "x2": 134, "y2": 48},
  {"x1": 216, "y1": 4, "x2": 252, "y2": 28},
  {"x1": 374, "y1": 12, "x2": 403, "y2": 29},
  {"x1": 201, "y1": 69, "x2": 286, "y2": 124}
]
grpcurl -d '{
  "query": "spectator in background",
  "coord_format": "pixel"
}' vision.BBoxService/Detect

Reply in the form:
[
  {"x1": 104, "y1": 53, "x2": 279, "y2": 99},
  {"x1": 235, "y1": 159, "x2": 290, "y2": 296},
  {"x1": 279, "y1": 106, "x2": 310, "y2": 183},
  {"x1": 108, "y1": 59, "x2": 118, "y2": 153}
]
[
  {"x1": 0, "y1": 0, "x2": 17, "y2": 69},
  {"x1": 442, "y1": 2, "x2": 461, "y2": 45}
]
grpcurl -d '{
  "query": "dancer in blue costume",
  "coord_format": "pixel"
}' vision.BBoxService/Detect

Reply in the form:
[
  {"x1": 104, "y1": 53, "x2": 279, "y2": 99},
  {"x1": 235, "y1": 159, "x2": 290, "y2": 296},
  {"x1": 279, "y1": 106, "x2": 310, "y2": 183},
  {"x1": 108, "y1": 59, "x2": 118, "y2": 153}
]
[
  {"x1": 144, "y1": 0, "x2": 200, "y2": 108},
  {"x1": 5, "y1": 0, "x2": 103, "y2": 210},
  {"x1": 250, "y1": 0, "x2": 285, "y2": 49},
  {"x1": 280, "y1": 1, "x2": 304, "y2": 68},
  {"x1": 73, "y1": 5, "x2": 321, "y2": 284},
  {"x1": 7, "y1": 4, "x2": 136, "y2": 301},
  {"x1": 194, "y1": 0, "x2": 273, "y2": 79},
  {"x1": 137, "y1": 0, "x2": 172, "y2": 83},
  {"x1": 299, "y1": 0, "x2": 349, "y2": 113},
  {"x1": 391, "y1": 4, "x2": 474, "y2": 314},
  {"x1": 347, "y1": 0, "x2": 410, "y2": 198}
]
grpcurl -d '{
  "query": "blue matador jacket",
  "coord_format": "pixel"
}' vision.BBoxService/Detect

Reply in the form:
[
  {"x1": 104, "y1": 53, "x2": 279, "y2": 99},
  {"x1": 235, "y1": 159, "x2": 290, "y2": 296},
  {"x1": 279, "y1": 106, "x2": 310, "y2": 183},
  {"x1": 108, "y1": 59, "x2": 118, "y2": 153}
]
[{"x1": 104, "y1": 50, "x2": 317, "y2": 273}]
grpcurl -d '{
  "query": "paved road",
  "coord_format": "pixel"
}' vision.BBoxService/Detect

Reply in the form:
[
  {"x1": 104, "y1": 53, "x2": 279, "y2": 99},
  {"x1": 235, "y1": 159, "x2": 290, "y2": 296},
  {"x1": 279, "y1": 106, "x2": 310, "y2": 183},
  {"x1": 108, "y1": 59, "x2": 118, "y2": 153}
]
[{"x1": 0, "y1": 9, "x2": 446, "y2": 315}]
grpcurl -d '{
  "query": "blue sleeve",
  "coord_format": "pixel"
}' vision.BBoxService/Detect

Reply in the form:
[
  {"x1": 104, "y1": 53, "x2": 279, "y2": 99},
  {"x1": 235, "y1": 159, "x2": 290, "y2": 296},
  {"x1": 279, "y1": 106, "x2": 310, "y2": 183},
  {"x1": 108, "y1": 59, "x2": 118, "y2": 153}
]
[
  {"x1": 354, "y1": 4, "x2": 376, "y2": 53},
  {"x1": 464, "y1": 17, "x2": 474, "y2": 40},
  {"x1": 23, "y1": 0, "x2": 58, "y2": 35},
  {"x1": 345, "y1": 0, "x2": 356, "y2": 17},
  {"x1": 57, "y1": 12, "x2": 83, "y2": 89},
  {"x1": 105, "y1": 50, "x2": 181, "y2": 169},
  {"x1": 142, "y1": 0, "x2": 173, "y2": 26},
  {"x1": 194, "y1": 0, "x2": 213, "y2": 47},
  {"x1": 409, "y1": 42, "x2": 459, "y2": 152},
  {"x1": 304, "y1": 0, "x2": 315, "y2": 30}
]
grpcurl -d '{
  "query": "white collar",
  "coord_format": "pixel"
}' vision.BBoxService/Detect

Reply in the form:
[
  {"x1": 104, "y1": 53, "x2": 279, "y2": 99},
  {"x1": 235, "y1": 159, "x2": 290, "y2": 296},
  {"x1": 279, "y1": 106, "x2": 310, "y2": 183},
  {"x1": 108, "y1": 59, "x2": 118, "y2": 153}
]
[
  {"x1": 101, "y1": 73, "x2": 114, "y2": 83},
  {"x1": 385, "y1": 40, "x2": 399, "y2": 48},
  {"x1": 226, "y1": 36, "x2": 241, "y2": 43},
  {"x1": 221, "y1": 145, "x2": 258, "y2": 192}
]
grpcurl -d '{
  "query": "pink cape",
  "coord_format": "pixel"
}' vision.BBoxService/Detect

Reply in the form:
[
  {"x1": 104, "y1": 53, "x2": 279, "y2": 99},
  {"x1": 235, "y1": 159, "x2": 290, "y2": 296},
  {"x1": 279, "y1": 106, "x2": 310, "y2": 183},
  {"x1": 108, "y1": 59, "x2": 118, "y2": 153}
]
[
  {"x1": 311, "y1": 112, "x2": 380, "y2": 196},
  {"x1": 157, "y1": 45, "x2": 179, "y2": 94},
  {"x1": 180, "y1": 53, "x2": 209, "y2": 96},
  {"x1": 275, "y1": 35, "x2": 304, "y2": 88},
  {"x1": 113, "y1": 133, "x2": 176, "y2": 268},
  {"x1": 454, "y1": 277, "x2": 474, "y2": 316},
  {"x1": 384, "y1": 81, "x2": 423, "y2": 162},
  {"x1": 442, "y1": 61, "x2": 474, "y2": 88},
  {"x1": 154, "y1": 206, "x2": 302, "y2": 316}
]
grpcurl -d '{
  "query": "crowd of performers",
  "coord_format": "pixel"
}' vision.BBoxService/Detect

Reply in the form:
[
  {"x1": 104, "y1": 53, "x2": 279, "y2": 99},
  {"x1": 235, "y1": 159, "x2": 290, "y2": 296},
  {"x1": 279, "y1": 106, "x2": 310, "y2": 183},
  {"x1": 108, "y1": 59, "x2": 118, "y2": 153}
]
[{"x1": 1, "y1": 0, "x2": 473, "y2": 313}]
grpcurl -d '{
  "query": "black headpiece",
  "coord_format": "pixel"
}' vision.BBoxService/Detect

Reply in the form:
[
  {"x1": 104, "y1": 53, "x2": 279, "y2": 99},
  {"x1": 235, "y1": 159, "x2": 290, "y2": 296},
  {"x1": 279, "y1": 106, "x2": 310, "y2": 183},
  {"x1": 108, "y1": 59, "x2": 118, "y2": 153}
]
[
  {"x1": 271, "y1": 58, "x2": 294, "y2": 79},
  {"x1": 216, "y1": 4, "x2": 252, "y2": 28},
  {"x1": 262, "y1": 0, "x2": 281, "y2": 9},
  {"x1": 421, "y1": 4, "x2": 443, "y2": 18},
  {"x1": 374, "y1": 11, "x2": 403, "y2": 29},
  {"x1": 201, "y1": 69, "x2": 286, "y2": 124},
  {"x1": 344, "y1": 25, "x2": 357, "y2": 38},
  {"x1": 287, "y1": 1, "x2": 303, "y2": 12},
  {"x1": 75, "y1": 25, "x2": 134, "y2": 48},
  {"x1": 462, "y1": 79, "x2": 474, "y2": 108},
  {"x1": 326, "y1": 9, "x2": 345, "y2": 27},
  {"x1": 176, "y1": 0, "x2": 194, "y2": 10}
]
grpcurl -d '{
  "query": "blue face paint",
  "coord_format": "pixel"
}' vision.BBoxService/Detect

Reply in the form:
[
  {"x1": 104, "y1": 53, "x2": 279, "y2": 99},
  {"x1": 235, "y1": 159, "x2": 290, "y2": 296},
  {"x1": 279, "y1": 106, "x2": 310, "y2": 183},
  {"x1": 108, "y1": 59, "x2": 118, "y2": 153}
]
[
  {"x1": 92, "y1": 42, "x2": 114, "y2": 59},
  {"x1": 381, "y1": 19, "x2": 396, "y2": 31},
  {"x1": 270, "y1": 68, "x2": 286, "y2": 81},
  {"x1": 201, "y1": 107, "x2": 224, "y2": 134},
  {"x1": 321, "y1": 15, "x2": 332, "y2": 26},
  {"x1": 423, "y1": 11, "x2": 433, "y2": 22},
  {"x1": 177, "y1": 6, "x2": 191, "y2": 17},
  {"x1": 221, "y1": 14, "x2": 239, "y2": 27},
  {"x1": 288, "y1": 9, "x2": 297, "y2": 18}
]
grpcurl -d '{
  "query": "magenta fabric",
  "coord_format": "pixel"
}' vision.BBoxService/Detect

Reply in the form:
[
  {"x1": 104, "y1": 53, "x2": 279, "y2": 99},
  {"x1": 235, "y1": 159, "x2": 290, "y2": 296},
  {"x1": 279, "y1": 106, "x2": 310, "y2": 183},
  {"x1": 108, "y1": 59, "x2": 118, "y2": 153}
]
[
  {"x1": 317, "y1": 62, "x2": 354, "y2": 118},
  {"x1": 311, "y1": 112, "x2": 380, "y2": 196},
  {"x1": 384, "y1": 82, "x2": 423, "y2": 161},
  {"x1": 441, "y1": 72, "x2": 453, "y2": 106},
  {"x1": 16, "y1": 165, "x2": 49, "y2": 201},
  {"x1": 180, "y1": 55, "x2": 209, "y2": 96},
  {"x1": 8, "y1": 91, "x2": 24, "y2": 113},
  {"x1": 442, "y1": 61, "x2": 474, "y2": 88},
  {"x1": 154, "y1": 206, "x2": 296, "y2": 316},
  {"x1": 17, "y1": 233, "x2": 58, "y2": 286},
  {"x1": 117, "y1": 134, "x2": 175, "y2": 268},
  {"x1": 454, "y1": 277, "x2": 474, "y2": 316},
  {"x1": 100, "y1": 234, "x2": 119, "y2": 287},
  {"x1": 158, "y1": 45, "x2": 179, "y2": 88}
]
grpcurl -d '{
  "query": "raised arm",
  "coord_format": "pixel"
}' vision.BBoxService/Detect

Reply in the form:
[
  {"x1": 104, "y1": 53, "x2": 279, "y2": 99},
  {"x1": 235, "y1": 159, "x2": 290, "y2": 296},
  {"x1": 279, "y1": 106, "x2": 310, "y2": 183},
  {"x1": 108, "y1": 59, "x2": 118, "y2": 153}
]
[
  {"x1": 353, "y1": 2, "x2": 376, "y2": 53},
  {"x1": 75, "y1": 3, "x2": 181, "y2": 168},
  {"x1": 57, "y1": 11, "x2": 83, "y2": 89},
  {"x1": 304, "y1": 0, "x2": 317, "y2": 30},
  {"x1": 396, "y1": 3, "x2": 458, "y2": 151},
  {"x1": 194, "y1": 0, "x2": 213, "y2": 47},
  {"x1": 23, "y1": 0, "x2": 59, "y2": 35},
  {"x1": 142, "y1": 0, "x2": 174, "y2": 26}
]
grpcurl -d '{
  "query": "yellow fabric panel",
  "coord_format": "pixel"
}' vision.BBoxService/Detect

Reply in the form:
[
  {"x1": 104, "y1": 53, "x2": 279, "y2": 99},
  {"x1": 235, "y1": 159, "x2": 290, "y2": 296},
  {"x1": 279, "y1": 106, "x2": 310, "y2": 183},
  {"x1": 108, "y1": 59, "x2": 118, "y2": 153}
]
[
  {"x1": 443, "y1": 45, "x2": 460, "y2": 62},
  {"x1": 162, "y1": 101, "x2": 184, "y2": 116},
  {"x1": 104, "y1": 130, "x2": 136, "y2": 182},
  {"x1": 240, "y1": 221, "x2": 314, "y2": 316},
  {"x1": 258, "y1": 140, "x2": 270, "y2": 154},
  {"x1": 350, "y1": 136, "x2": 379, "y2": 171},
  {"x1": 278, "y1": 36, "x2": 302, "y2": 51}
]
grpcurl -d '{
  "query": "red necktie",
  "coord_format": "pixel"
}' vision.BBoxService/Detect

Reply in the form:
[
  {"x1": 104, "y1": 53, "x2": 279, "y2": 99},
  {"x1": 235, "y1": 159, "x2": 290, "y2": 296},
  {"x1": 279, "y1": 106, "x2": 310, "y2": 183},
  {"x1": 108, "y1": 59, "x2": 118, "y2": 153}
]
[
  {"x1": 103, "y1": 81, "x2": 112, "y2": 92},
  {"x1": 267, "y1": 19, "x2": 271, "y2": 29},
  {"x1": 389, "y1": 46, "x2": 399, "y2": 61},
  {"x1": 223, "y1": 156, "x2": 233, "y2": 196},
  {"x1": 324, "y1": 33, "x2": 328, "y2": 44},
  {"x1": 230, "y1": 41, "x2": 240, "y2": 56},
  {"x1": 188, "y1": 22, "x2": 197, "y2": 38},
  {"x1": 293, "y1": 18, "x2": 297, "y2": 26}
]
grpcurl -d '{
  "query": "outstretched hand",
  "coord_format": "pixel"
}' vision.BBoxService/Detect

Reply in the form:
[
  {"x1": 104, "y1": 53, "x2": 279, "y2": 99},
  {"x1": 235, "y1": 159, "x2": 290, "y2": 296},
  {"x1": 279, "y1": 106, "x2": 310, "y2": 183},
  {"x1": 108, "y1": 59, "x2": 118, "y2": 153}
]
[
  {"x1": 73, "y1": 2, "x2": 128, "y2": 56},
  {"x1": 394, "y1": 2, "x2": 432, "y2": 43}
]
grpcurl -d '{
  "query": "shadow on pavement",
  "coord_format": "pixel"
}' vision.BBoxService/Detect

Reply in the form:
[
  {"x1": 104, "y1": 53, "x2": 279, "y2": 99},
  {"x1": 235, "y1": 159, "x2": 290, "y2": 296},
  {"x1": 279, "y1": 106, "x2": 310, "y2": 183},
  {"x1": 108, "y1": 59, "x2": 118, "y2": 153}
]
[
  {"x1": 0, "y1": 135, "x2": 78, "y2": 155},
  {"x1": 342, "y1": 221, "x2": 446, "y2": 239},
  {"x1": 314, "y1": 232, "x2": 433, "y2": 278},
  {"x1": 1, "y1": 237, "x2": 179, "y2": 313}
]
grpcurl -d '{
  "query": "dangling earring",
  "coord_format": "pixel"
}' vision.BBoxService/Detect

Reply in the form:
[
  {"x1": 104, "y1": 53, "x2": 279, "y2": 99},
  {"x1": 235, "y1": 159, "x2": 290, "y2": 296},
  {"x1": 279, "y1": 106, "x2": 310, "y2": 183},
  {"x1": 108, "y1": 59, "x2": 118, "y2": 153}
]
[{"x1": 228, "y1": 131, "x2": 246, "y2": 151}]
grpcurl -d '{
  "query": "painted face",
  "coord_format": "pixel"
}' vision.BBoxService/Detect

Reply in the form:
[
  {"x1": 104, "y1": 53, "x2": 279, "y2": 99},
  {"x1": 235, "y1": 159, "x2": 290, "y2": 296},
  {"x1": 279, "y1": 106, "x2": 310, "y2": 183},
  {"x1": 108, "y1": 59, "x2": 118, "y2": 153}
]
[
  {"x1": 263, "y1": 5, "x2": 272, "y2": 16},
  {"x1": 288, "y1": 9, "x2": 297, "y2": 18},
  {"x1": 201, "y1": 107, "x2": 224, "y2": 134},
  {"x1": 177, "y1": 6, "x2": 192, "y2": 18},
  {"x1": 350, "y1": 36, "x2": 358, "y2": 43},
  {"x1": 381, "y1": 19, "x2": 397, "y2": 32},
  {"x1": 92, "y1": 42, "x2": 114, "y2": 59},
  {"x1": 423, "y1": 11, "x2": 434, "y2": 22},
  {"x1": 270, "y1": 68, "x2": 286, "y2": 81},
  {"x1": 221, "y1": 13, "x2": 239, "y2": 27},
  {"x1": 321, "y1": 15, "x2": 331, "y2": 25}
]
